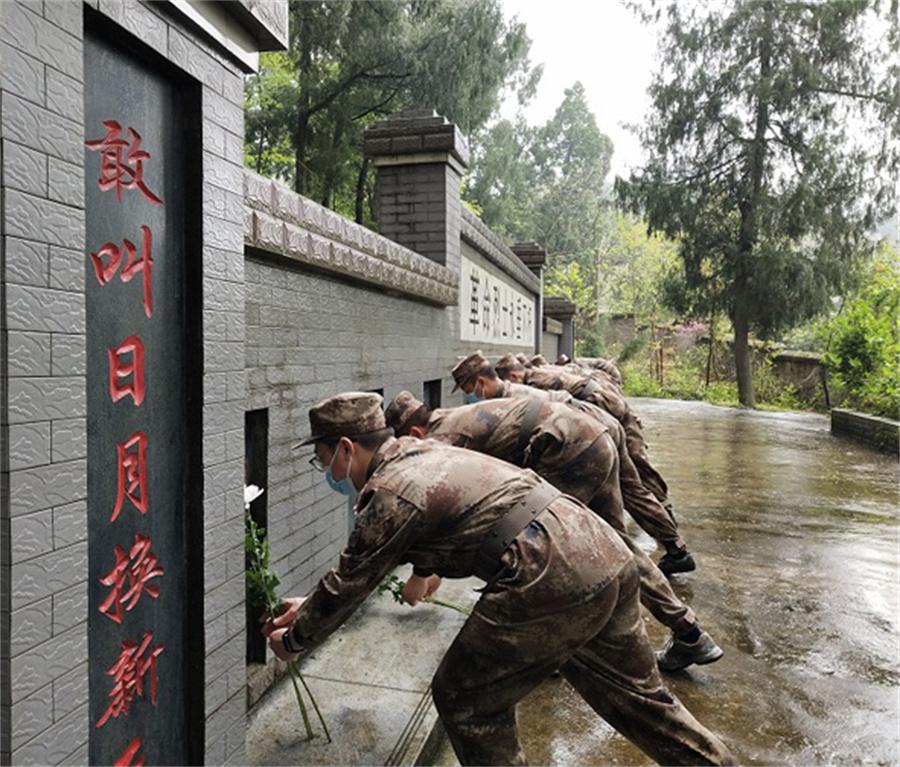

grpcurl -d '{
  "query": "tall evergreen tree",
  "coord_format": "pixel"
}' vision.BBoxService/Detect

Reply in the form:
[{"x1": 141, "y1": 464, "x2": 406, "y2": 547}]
[
  {"x1": 466, "y1": 82, "x2": 613, "y2": 265},
  {"x1": 244, "y1": 0, "x2": 536, "y2": 221},
  {"x1": 620, "y1": 0, "x2": 899, "y2": 406}
]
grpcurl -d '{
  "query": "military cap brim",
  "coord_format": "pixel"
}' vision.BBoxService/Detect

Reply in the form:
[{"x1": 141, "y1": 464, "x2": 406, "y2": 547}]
[{"x1": 292, "y1": 391, "x2": 385, "y2": 449}]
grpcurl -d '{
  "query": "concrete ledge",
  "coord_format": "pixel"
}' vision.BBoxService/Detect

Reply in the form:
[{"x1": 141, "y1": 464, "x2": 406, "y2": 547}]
[
  {"x1": 246, "y1": 575, "x2": 480, "y2": 766},
  {"x1": 831, "y1": 409, "x2": 899, "y2": 455}
]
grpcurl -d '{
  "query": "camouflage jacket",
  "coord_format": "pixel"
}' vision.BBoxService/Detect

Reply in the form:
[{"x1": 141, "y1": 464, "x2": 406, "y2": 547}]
[
  {"x1": 575, "y1": 356, "x2": 623, "y2": 385},
  {"x1": 290, "y1": 437, "x2": 630, "y2": 650},
  {"x1": 497, "y1": 378, "x2": 573, "y2": 403},
  {"x1": 426, "y1": 398, "x2": 609, "y2": 474},
  {"x1": 524, "y1": 366, "x2": 629, "y2": 421},
  {"x1": 563, "y1": 363, "x2": 622, "y2": 391}
]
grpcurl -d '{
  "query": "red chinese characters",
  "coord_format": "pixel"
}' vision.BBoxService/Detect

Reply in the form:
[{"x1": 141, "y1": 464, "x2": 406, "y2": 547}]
[
  {"x1": 99, "y1": 534, "x2": 165, "y2": 624},
  {"x1": 91, "y1": 225, "x2": 154, "y2": 318},
  {"x1": 112, "y1": 431, "x2": 149, "y2": 522},
  {"x1": 96, "y1": 631, "x2": 164, "y2": 728},
  {"x1": 114, "y1": 737, "x2": 144, "y2": 767},
  {"x1": 88, "y1": 118, "x2": 166, "y2": 751},
  {"x1": 85, "y1": 120, "x2": 162, "y2": 205},
  {"x1": 108, "y1": 335, "x2": 146, "y2": 406}
]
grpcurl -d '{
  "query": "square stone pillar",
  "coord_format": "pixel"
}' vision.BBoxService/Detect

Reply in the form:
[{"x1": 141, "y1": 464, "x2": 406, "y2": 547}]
[
  {"x1": 364, "y1": 110, "x2": 469, "y2": 271},
  {"x1": 512, "y1": 242, "x2": 548, "y2": 353},
  {"x1": 544, "y1": 297, "x2": 577, "y2": 360}
]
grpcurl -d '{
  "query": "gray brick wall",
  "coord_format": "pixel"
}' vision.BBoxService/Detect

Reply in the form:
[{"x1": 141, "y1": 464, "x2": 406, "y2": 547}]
[
  {"x1": 245, "y1": 255, "x2": 531, "y2": 601},
  {"x1": 1, "y1": 1, "x2": 272, "y2": 763},
  {"x1": 243, "y1": 180, "x2": 539, "y2": 689},
  {"x1": 1, "y1": 2, "x2": 88, "y2": 762},
  {"x1": 374, "y1": 162, "x2": 462, "y2": 270}
]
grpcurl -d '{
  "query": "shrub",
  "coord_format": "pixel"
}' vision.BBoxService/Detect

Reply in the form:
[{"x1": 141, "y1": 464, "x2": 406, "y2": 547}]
[{"x1": 819, "y1": 247, "x2": 899, "y2": 420}]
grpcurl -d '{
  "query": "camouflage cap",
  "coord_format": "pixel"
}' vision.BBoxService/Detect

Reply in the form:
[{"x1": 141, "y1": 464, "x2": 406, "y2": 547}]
[
  {"x1": 293, "y1": 391, "x2": 386, "y2": 448},
  {"x1": 530, "y1": 354, "x2": 548, "y2": 367},
  {"x1": 450, "y1": 350, "x2": 489, "y2": 392},
  {"x1": 556, "y1": 354, "x2": 570, "y2": 364},
  {"x1": 515, "y1": 353, "x2": 530, "y2": 365},
  {"x1": 495, "y1": 353, "x2": 525, "y2": 379},
  {"x1": 385, "y1": 390, "x2": 426, "y2": 435}
]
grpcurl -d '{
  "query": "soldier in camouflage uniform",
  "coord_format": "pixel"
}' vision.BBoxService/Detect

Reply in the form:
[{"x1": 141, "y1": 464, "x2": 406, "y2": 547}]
[
  {"x1": 385, "y1": 390, "x2": 724, "y2": 671},
  {"x1": 492, "y1": 353, "x2": 696, "y2": 576},
  {"x1": 563, "y1": 359, "x2": 623, "y2": 391},
  {"x1": 267, "y1": 392, "x2": 733, "y2": 766},
  {"x1": 454, "y1": 352, "x2": 695, "y2": 576},
  {"x1": 576, "y1": 355, "x2": 625, "y2": 386}
]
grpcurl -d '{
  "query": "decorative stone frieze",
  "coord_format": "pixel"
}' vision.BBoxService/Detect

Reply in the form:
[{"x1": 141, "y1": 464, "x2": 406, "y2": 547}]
[
  {"x1": 243, "y1": 171, "x2": 458, "y2": 307},
  {"x1": 460, "y1": 208, "x2": 542, "y2": 294}
]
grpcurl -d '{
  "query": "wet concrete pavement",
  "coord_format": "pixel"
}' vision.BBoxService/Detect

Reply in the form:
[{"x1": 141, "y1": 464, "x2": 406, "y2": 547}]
[{"x1": 432, "y1": 398, "x2": 900, "y2": 766}]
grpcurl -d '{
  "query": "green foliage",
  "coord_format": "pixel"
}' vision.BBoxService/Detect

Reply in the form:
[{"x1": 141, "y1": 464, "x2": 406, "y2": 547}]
[
  {"x1": 819, "y1": 245, "x2": 900, "y2": 418},
  {"x1": 751, "y1": 358, "x2": 804, "y2": 411},
  {"x1": 465, "y1": 82, "x2": 612, "y2": 266},
  {"x1": 469, "y1": 88, "x2": 684, "y2": 353},
  {"x1": 621, "y1": 338, "x2": 808, "y2": 411},
  {"x1": 245, "y1": 514, "x2": 280, "y2": 615},
  {"x1": 596, "y1": 212, "x2": 680, "y2": 323},
  {"x1": 575, "y1": 317, "x2": 609, "y2": 358},
  {"x1": 244, "y1": 514, "x2": 331, "y2": 742},
  {"x1": 619, "y1": 0, "x2": 899, "y2": 406},
  {"x1": 617, "y1": 333, "x2": 648, "y2": 365},
  {"x1": 245, "y1": 0, "x2": 535, "y2": 220}
]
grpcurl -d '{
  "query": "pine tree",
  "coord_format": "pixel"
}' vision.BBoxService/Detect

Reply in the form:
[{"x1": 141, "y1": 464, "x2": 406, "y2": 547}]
[{"x1": 620, "y1": 0, "x2": 899, "y2": 406}]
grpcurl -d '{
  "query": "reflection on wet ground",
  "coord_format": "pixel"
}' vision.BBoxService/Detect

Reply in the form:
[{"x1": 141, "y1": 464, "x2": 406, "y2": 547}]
[{"x1": 435, "y1": 399, "x2": 900, "y2": 766}]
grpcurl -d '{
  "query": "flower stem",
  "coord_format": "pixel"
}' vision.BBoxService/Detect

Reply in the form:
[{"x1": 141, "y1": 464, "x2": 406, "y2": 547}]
[
  {"x1": 424, "y1": 596, "x2": 471, "y2": 615},
  {"x1": 297, "y1": 667, "x2": 332, "y2": 743},
  {"x1": 287, "y1": 660, "x2": 314, "y2": 741}
]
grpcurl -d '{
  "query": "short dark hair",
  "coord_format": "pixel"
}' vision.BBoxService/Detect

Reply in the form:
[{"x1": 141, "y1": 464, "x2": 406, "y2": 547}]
[
  {"x1": 395, "y1": 405, "x2": 432, "y2": 437},
  {"x1": 319, "y1": 427, "x2": 394, "y2": 450},
  {"x1": 476, "y1": 364, "x2": 498, "y2": 380}
]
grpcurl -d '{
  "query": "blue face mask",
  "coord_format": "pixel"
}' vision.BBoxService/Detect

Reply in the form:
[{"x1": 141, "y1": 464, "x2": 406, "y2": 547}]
[
  {"x1": 464, "y1": 380, "x2": 486, "y2": 404},
  {"x1": 325, "y1": 446, "x2": 357, "y2": 497}
]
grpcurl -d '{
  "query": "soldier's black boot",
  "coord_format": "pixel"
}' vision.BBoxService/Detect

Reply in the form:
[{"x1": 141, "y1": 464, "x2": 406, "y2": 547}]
[
  {"x1": 658, "y1": 548, "x2": 696, "y2": 576},
  {"x1": 657, "y1": 631, "x2": 724, "y2": 671}
]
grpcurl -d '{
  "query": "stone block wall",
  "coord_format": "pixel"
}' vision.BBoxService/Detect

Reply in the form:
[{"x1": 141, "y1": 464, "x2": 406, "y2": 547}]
[
  {"x1": 831, "y1": 409, "x2": 900, "y2": 455},
  {"x1": 1, "y1": 3, "x2": 90, "y2": 761},
  {"x1": 1, "y1": 1, "x2": 283, "y2": 764},
  {"x1": 242, "y1": 172, "x2": 541, "y2": 685}
]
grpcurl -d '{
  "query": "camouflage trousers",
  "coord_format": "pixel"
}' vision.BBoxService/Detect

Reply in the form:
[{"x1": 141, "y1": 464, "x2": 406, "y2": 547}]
[
  {"x1": 432, "y1": 557, "x2": 733, "y2": 766},
  {"x1": 578, "y1": 398, "x2": 685, "y2": 553},
  {"x1": 617, "y1": 423, "x2": 686, "y2": 553},
  {"x1": 622, "y1": 412, "x2": 675, "y2": 512},
  {"x1": 540, "y1": 435, "x2": 694, "y2": 634}
]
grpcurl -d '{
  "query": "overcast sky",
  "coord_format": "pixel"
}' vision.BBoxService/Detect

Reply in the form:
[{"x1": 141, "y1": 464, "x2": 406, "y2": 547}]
[{"x1": 499, "y1": 0, "x2": 658, "y2": 181}]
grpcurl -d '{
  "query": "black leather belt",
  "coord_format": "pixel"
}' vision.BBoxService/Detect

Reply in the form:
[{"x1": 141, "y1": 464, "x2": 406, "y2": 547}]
[{"x1": 472, "y1": 481, "x2": 561, "y2": 581}]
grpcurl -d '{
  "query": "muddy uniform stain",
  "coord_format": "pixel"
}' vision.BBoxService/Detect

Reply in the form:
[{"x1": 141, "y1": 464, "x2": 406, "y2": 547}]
[{"x1": 289, "y1": 437, "x2": 732, "y2": 766}]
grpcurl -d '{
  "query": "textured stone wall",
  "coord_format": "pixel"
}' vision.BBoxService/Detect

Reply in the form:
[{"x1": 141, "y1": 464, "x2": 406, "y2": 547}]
[
  {"x1": 242, "y1": 176, "x2": 541, "y2": 689},
  {"x1": 0, "y1": 1, "x2": 281, "y2": 763},
  {"x1": 831, "y1": 409, "x2": 899, "y2": 455}
]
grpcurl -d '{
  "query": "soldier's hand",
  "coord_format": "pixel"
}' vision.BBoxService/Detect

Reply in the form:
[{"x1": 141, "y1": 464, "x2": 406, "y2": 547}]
[
  {"x1": 423, "y1": 574, "x2": 442, "y2": 598},
  {"x1": 268, "y1": 627, "x2": 302, "y2": 662},
  {"x1": 261, "y1": 596, "x2": 306, "y2": 636},
  {"x1": 401, "y1": 574, "x2": 432, "y2": 606}
]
